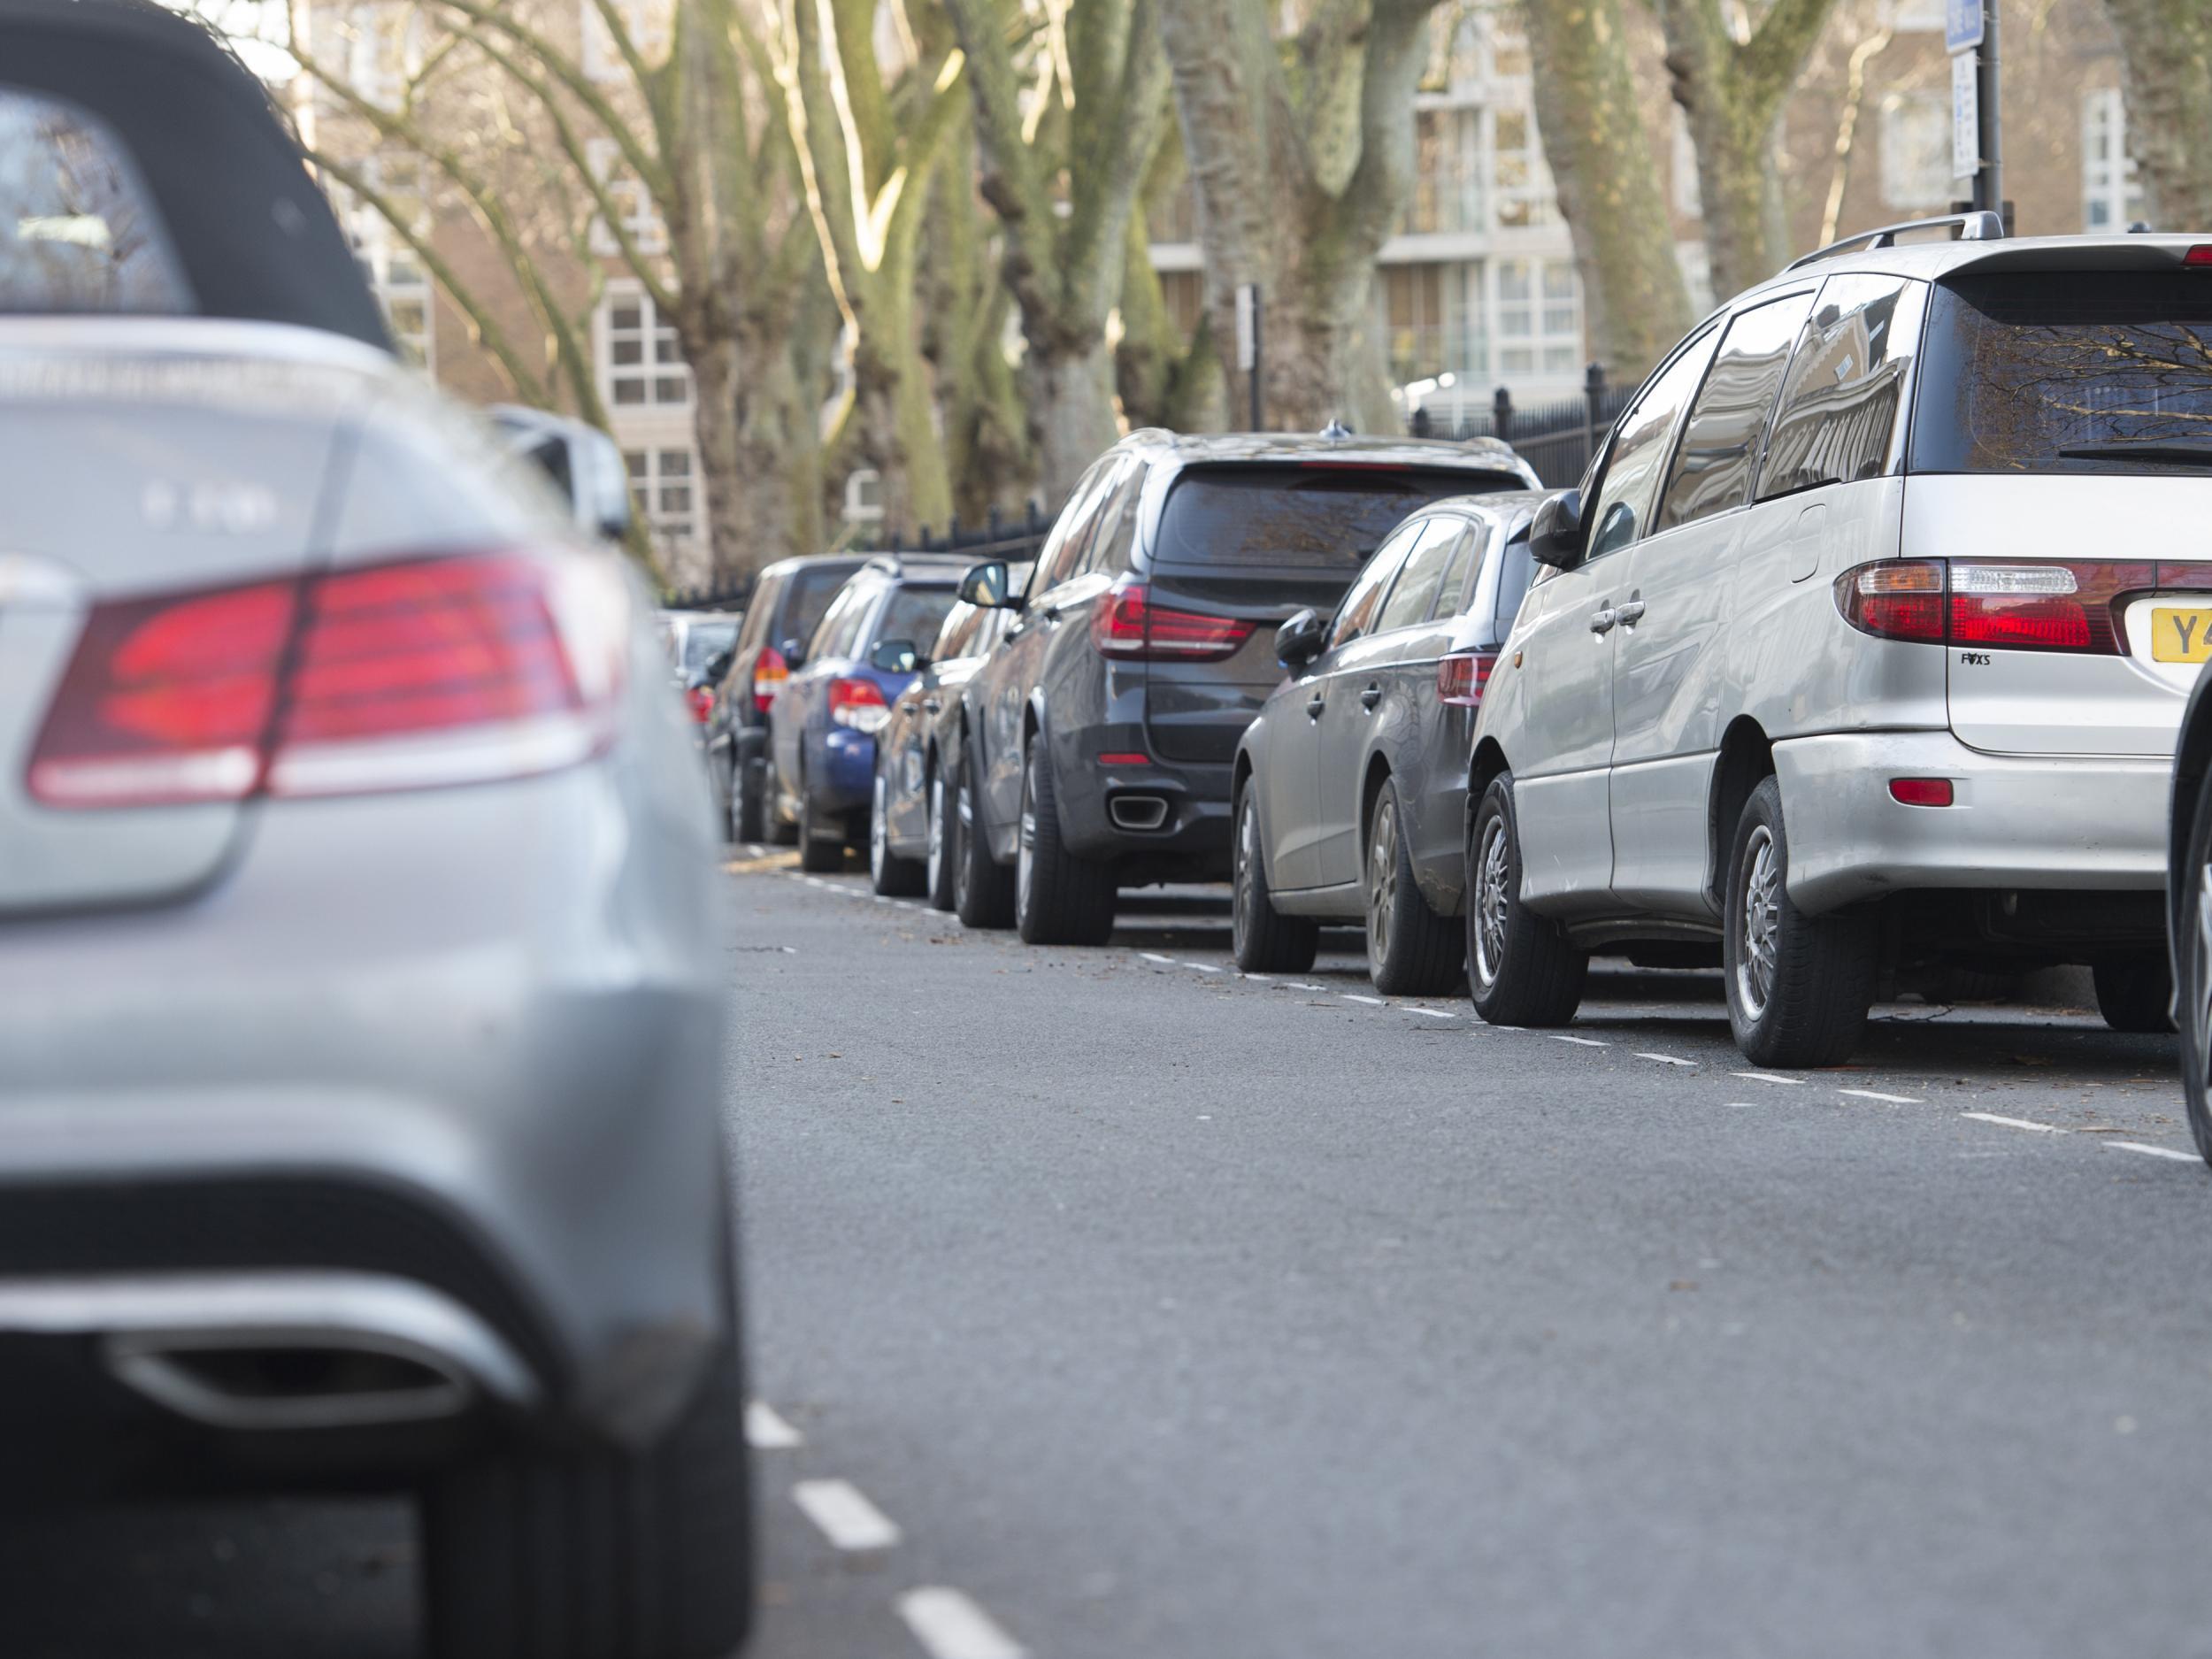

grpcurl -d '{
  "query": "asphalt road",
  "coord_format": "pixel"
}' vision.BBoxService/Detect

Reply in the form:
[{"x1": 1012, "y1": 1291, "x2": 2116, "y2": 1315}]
[{"x1": 11, "y1": 853, "x2": 2212, "y2": 1658}]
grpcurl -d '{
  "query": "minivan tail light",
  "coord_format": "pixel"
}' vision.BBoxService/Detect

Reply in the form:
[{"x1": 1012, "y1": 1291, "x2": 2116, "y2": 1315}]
[
  {"x1": 29, "y1": 549, "x2": 626, "y2": 808},
  {"x1": 751, "y1": 644, "x2": 789, "y2": 712},
  {"x1": 1091, "y1": 576, "x2": 1256, "y2": 663},
  {"x1": 829, "y1": 676, "x2": 891, "y2": 733},
  {"x1": 1833, "y1": 559, "x2": 2157, "y2": 655},
  {"x1": 1436, "y1": 651, "x2": 1496, "y2": 707},
  {"x1": 1835, "y1": 560, "x2": 1945, "y2": 642}
]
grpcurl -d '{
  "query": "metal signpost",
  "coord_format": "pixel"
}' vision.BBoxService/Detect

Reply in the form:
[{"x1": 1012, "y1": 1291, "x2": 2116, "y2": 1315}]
[
  {"x1": 1235, "y1": 282, "x2": 1263, "y2": 431},
  {"x1": 1948, "y1": 0, "x2": 2003, "y2": 222}
]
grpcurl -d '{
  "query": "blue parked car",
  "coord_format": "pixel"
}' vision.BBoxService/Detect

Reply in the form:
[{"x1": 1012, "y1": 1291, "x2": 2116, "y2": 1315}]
[{"x1": 770, "y1": 556, "x2": 966, "y2": 870}]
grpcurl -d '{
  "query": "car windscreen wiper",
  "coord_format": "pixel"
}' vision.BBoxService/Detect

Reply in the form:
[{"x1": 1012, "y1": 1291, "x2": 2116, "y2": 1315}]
[{"x1": 2056, "y1": 442, "x2": 2212, "y2": 466}]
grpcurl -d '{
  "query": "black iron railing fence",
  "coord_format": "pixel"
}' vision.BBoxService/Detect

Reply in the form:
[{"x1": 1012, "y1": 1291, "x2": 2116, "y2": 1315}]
[
  {"x1": 662, "y1": 502, "x2": 1056, "y2": 612},
  {"x1": 1412, "y1": 363, "x2": 1634, "y2": 488}
]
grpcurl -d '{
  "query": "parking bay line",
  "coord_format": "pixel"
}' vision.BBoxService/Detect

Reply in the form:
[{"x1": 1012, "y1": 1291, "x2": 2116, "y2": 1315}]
[
  {"x1": 1179, "y1": 961, "x2": 1223, "y2": 973},
  {"x1": 1733, "y1": 1071, "x2": 1803, "y2": 1087},
  {"x1": 1839, "y1": 1087, "x2": 1924, "y2": 1105},
  {"x1": 793, "y1": 1479, "x2": 902, "y2": 1551},
  {"x1": 1636, "y1": 1052, "x2": 1696, "y2": 1067},
  {"x1": 2105, "y1": 1141, "x2": 2200, "y2": 1164},
  {"x1": 1550, "y1": 1035, "x2": 1609, "y2": 1048},
  {"x1": 1138, "y1": 952, "x2": 1175, "y2": 964},
  {"x1": 1342, "y1": 994, "x2": 1388, "y2": 1007},
  {"x1": 1405, "y1": 1006, "x2": 1456, "y2": 1019},
  {"x1": 746, "y1": 1400, "x2": 803, "y2": 1449},
  {"x1": 897, "y1": 1588, "x2": 1026, "y2": 1659},
  {"x1": 1962, "y1": 1111, "x2": 2065, "y2": 1135}
]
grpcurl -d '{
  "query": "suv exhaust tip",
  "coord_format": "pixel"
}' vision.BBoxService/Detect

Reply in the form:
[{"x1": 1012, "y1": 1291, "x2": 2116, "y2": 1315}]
[
  {"x1": 1108, "y1": 794, "x2": 1171, "y2": 832},
  {"x1": 105, "y1": 1334, "x2": 475, "y2": 1430}
]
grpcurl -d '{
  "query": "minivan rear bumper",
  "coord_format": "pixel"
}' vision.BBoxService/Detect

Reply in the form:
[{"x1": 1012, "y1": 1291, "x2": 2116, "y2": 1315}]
[{"x1": 1775, "y1": 731, "x2": 2167, "y2": 912}]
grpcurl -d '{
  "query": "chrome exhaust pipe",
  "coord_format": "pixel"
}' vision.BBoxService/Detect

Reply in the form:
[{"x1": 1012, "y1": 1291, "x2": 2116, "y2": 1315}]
[
  {"x1": 1108, "y1": 794, "x2": 1170, "y2": 832},
  {"x1": 104, "y1": 1333, "x2": 476, "y2": 1431}
]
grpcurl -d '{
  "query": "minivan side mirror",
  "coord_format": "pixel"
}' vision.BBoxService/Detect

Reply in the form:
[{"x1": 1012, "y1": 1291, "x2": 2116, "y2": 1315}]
[
  {"x1": 1275, "y1": 608, "x2": 1326, "y2": 671},
  {"x1": 780, "y1": 636, "x2": 807, "y2": 670},
  {"x1": 958, "y1": 560, "x2": 1014, "y2": 609},
  {"x1": 869, "y1": 639, "x2": 921, "y2": 675},
  {"x1": 1529, "y1": 489, "x2": 1585, "y2": 571}
]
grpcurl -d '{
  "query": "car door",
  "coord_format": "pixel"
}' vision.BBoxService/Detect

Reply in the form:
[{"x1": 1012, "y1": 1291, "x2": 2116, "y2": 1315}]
[
  {"x1": 1312, "y1": 516, "x2": 1469, "y2": 891},
  {"x1": 1609, "y1": 290, "x2": 1816, "y2": 916},
  {"x1": 1506, "y1": 325, "x2": 1721, "y2": 917},
  {"x1": 1271, "y1": 521, "x2": 1422, "y2": 892}
]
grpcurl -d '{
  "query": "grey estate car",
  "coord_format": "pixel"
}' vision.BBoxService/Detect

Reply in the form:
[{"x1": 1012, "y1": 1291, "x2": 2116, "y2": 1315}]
[
  {"x1": 0, "y1": 9, "x2": 747, "y2": 1655},
  {"x1": 1469, "y1": 214, "x2": 2212, "y2": 1068},
  {"x1": 1234, "y1": 492, "x2": 1547, "y2": 992}
]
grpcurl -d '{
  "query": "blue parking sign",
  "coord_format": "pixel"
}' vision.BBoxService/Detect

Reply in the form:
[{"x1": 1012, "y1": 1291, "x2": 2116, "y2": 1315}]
[{"x1": 1947, "y1": 0, "x2": 1984, "y2": 52}]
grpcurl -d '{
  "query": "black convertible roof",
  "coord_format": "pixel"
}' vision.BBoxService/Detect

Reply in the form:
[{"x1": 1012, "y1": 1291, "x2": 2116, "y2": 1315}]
[{"x1": 0, "y1": 0, "x2": 392, "y2": 349}]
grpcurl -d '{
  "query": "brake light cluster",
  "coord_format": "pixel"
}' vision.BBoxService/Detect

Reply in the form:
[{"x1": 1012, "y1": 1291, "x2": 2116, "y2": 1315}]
[
  {"x1": 1091, "y1": 576, "x2": 1256, "y2": 664},
  {"x1": 829, "y1": 676, "x2": 891, "y2": 733},
  {"x1": 27, "y1": 549, "x2": 626, "y2": 809},
  {"x1": 1833, "y1": 559, "x2": 2181, "y2": 654},
  {"x1": 751, "y1": 644, "x2": 789, "y2": 712},
  {"x1": 1436, "y1": 651, "x2": 1497, "y2": 708}
]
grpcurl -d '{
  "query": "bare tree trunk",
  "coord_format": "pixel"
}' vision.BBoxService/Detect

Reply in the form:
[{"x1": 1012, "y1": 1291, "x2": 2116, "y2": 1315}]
[
  {"x1": 2104, "y1": 0, "x2": 2212, "y2": 231},
  {"x1": 1524, "y1": 0, "x2": 1694, "y2": 381}
]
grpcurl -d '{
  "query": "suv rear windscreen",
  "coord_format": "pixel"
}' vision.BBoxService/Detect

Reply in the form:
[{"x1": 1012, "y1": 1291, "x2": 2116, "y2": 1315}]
[
  {"x1": 782, "y1": 566, "x2": 855, "y2": 648},
  {"x1": 1911, "y1": 272, "x2": 2212, "y2": 475},
  {"x1": 876, "y1": 587, "x2": 957, "y2": 651},
  {"x1": 1153, "y1": 465, "x2": 1516, "y2": 570}
]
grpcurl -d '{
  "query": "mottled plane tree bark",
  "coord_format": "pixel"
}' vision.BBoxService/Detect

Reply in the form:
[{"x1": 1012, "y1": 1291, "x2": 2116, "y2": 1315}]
[{"x1": 2101, "y1": 0, "x2": 2212, "y2": 232}]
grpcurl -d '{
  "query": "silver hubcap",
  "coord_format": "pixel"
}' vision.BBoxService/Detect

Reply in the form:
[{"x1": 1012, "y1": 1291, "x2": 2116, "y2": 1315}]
[
  {"x1": 871, "y1": 776, "x2": 888, "y2": 880},
  {"x1": 1017, "y1": 757, "x2": 1037, "y2": 912},
  {"x1": 1737, "y1": 826, "x2": 1781, "y2": 1021},
  {"x1": 927, "y1": 773, "x2": 945, "y2": 891},
  {"x1": 1473, "y1": 816, "x2": 1509, "y2": 987},
  {"x1": 1233, "y1": 796, "x2": 1255, "y2": 953},
  {"x1": 1367, "y1": 797, "x2": 1398, "y2": 970}
]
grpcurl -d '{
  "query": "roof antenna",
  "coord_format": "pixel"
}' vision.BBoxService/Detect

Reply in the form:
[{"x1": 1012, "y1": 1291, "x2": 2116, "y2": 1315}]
[{"x1": 1319, "y1": 418, "x2": 1353, "y2": 442}]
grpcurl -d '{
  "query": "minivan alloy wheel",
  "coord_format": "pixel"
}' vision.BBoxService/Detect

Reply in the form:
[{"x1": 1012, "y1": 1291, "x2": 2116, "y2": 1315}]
[
  {"x1": 1472, "y1": 815, "x2": 1509, "y2": 989},
  {"x1": 1736, "y1": 825, "x2": 1781, "y2": 1021},
  {"x1": 1366, "y1": 796, "x2": 1399, "y2": 964},
  {"x1": 926, "y1": 771, "x2": 947, "y2": 895},
  {"x1": 870, "y1": 774, "x2": 891, "y2": 887}
]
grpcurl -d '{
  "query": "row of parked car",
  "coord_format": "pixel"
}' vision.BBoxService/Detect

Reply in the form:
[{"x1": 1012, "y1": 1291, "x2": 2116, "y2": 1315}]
[{"x1": 699, "y1": 216, "x2": 2212, "y2": 1170}]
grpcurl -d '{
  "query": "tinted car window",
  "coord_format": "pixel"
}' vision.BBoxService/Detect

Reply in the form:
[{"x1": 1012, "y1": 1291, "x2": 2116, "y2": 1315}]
[
  {"x1": 1657, "y1": 291, "x2": 1816, "y2": 530},
  {"x1": 1492, "y1": 529, "x2": 1536, "y2": 628},
  {"x1": 1586, "y1": 327, "x2": 1720, "y2": 559},
  {"x1": 735, "y1": 574, "x2": 782, "y2": 655},
  {"x1": 681, "y1": 620, "x2": 738, "y2": 675},
  {"x1": 1328, "y1": 521, "x2": 1424, "y2": 649},
  {"x1": 783, "y1": 566, "x2": 855, "y2": 649},
  {"x1": 0, "y1": 90, "x2": 189, "y2": 314},
  {"x1": 1083, "y1": 461, "x2": 1146, "y2": 576},
  {"x1": 1909, "y1": 271, "x2": 2212, "y2": 475},
  {"x1": 1431, "y1": 521, "x2": 1483, "y2": 618},
  {"x1": 876, "y1": 586, "x2": 957, "y2": 652},
  {"x1": 1035, "y1": 459, "x2": 1116, "y2": 591},
  {"x1": 810, "y1": 582, "x2": 873, "y2": 660},
  {"x1": 933, "y1": 603, "x2": 983, "y2": 660},
  {"x1": 1760, "y1": 274, "x2": 1926, "y2": 498},
  {"x1": 1155, "y1": 465, "x2": 1517, "y2": 571},
  {"x1": 1372, "y1": 518, "x2": 1465, "y2": 634}
]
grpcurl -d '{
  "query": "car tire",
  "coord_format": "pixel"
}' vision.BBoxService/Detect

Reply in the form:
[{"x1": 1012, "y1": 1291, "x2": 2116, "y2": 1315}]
[
  {"x1": 420, "y1": 1283, "x2": 751, "y2": 1659},
  {"x1": 2174, "y1": 764, "x2": 2212, "y2": 1165},
  {"x1": 2093, "y1": 956, "x2": 2175, "y2": 1033},
  {"x1": 733, "y1": 753, "x2": 767, "y2": 846},
  {"x1": 1231, "y1": 780, "x2": 1317, "y2": 973},
  {"x1": 1364, "y1": 779, "x2": 1463, "y2": 996},
  {"x1": 795, "y1": 771, "x2": 842, "y2": 873},
  {"x1": 1723, "y1": 775, "x2": 1878, "y2": 1068},
  {"x1": 870, "y1": 772, "x2": 926, "y2": 896},
  {"x1": 1015, "y1": 736, "x2": 1117, "y2": 946},
  {"x1": 1465, "y1": 772, "x2": 1586, "y2": 1027},
  {"x1": 953, "y1": 750, "x2": 1016, "y2": 930},
  {"x1": 925, "y1": 760, "x2": 958, "y2": 912}
]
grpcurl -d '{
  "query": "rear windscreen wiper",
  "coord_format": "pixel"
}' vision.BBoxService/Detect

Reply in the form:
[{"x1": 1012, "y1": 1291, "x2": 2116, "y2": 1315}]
[{"x1": 2056, "y1": 442, "x2": 2212, "y2": 466}]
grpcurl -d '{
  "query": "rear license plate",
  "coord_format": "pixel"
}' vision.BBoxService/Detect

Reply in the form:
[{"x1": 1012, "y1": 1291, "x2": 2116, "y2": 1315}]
[{"x1": 2149, "y1": 606, "x2": 2212, "y2": 664}]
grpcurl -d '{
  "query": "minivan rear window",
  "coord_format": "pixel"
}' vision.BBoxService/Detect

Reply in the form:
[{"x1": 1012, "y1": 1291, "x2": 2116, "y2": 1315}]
[
  {"x1": 1153, "y1": 465, "x2": 1515, "y2": 570},
  {"x1": 1911, "y1": 273, "x2": 2212, "y2": 475}
]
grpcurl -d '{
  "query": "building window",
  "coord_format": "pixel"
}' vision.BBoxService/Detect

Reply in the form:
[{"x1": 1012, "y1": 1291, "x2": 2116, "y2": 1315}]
[
  {"x1": 842, "y1": 468, "x2": 884, "y2": 526},
  {"x1": 626, "y1": 446, "x2": 700, "y2": 557},
  {"x1": 1878, "y1": 89, "x2": 1953, "y2": 211},
  {"x1": 339, "y1": 3, "x2": 421, "y2": 111},
  {"x1": 1381, "y1": 261, "x2": 1456, "y2": 385},
  {"x1": 1409, "y1": 107, "x2": 1486, "y2": 235},
  {"x1": 597, "y1": 282, "x2": 690, "y2": 408},
  {"x1": 1879, "y1": 0, "x2": 1947, "y2": 28},
  {"x1": 1492, "y1": 108, "x2": 1557, "y2": 230},
  {"x1": 336, "y1": 153, "x2": 434, "y2": 370},
  {"x1": 587, "y1": 137, "x2": 667, "y2": 257},
  {"x1": 1495, "y1": 257, "x2": 1579, "y2": 378},
  {"x1": 2082, "y1": 88, "x2": 2143, "y2": 230},
  {"x1": 583, "y1": 0, "x2": 670, "y2": 81}
]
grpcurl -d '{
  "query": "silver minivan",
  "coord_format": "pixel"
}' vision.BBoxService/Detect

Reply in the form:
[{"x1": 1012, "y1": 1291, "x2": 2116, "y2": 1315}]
[{"x1": 1467, "y1": 218, "x2": 2211, "y2": 1066}]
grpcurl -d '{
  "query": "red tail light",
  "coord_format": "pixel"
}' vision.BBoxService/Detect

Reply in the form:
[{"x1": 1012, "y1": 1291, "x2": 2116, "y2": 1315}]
[
  {"x1": 751, "y1": 644, "x2": 789, "y2": 713},
  {"x1": 1889, "y1": 778, "x2": 1955, "y2": 806},
  {"x1": 829, "y1": 676, "x2": 891, "y2": 733},
  {"x1": 28, "y1": 549, "x2": 627, "y2": 808},
  {"x1": 1091, "y1": 576, "x2": 1256, "y2": 664},
  {"x1": 1436, "y1": 651, "x2": 1497, "y2": 707},
  {"x1": 1835, "y1": 559, "x2": 2159, "y2": 655},
  {"x1": 687, "y1": 685, "x2": 715, "y2": 723}
]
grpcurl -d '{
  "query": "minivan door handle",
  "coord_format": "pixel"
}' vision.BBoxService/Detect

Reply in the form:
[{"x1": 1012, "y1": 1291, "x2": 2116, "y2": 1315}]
[
  {"x1": 1589, "y1": 608, "x2": 1618, "y2": 634},
  {"x1": 1306, "y1": 692, "x2": 1325, "y2": 719},
  {"x1": 1359, "y1": 684, "x2": 1382, "y2": 710},
  {"x1": 1616, "y1": 599, "x2": 1646, "y2": 626}
]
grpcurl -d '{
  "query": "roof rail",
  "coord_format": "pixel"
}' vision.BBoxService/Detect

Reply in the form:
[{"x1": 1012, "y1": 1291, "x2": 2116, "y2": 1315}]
[
  {"x1": 1784, "y1": 210, "x2": 2005, "y2": 273},
  {"x1": 861, "y1": 553, "x2": 903, "y2": 578}
]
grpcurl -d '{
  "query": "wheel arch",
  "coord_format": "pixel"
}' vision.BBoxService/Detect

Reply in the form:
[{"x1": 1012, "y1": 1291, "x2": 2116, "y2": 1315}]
[
  {"x1": 2170, "y1": 688, "x2": 2212, "y2": 944},
  {"x1": 1466, "y1": 737, "x2": 1510, "y2": 840},
  {"x1": 1706, "y1": 718, "x2": 1775, "y2": 909},
  {"x1": 1359, "y1": 751, "x2": 1394, "y2": 855}
]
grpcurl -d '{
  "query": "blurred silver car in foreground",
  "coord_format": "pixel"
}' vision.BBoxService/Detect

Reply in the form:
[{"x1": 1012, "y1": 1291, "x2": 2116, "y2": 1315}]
[{"x1": 0, "y1": 5, "x2": 747, "y2": 1655}]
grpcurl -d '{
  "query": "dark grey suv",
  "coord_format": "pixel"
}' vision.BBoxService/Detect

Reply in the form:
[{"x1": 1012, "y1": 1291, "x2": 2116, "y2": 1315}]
[{"x1": 949, "y1": 430, "x2": 1537, "y2": 944}]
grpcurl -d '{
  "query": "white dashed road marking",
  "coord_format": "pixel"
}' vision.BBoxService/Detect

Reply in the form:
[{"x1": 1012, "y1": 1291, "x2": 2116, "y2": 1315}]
[
  {"x1": 1180, "y1": 961, "x2": 1222, "y2": 973},
  {"x1": 1839, "y1": 1088, "x2": 1923, "y2": 1105},
  {"x1": 1406, "y1": 1006, "x2": 1457, "y2": 1018},
  {"x1": 1733, "y1": 1071, "x2": 1802, "y2": 1086},
  {"x1": 1637, "y1": 1052, "x2": 1696, "y2": 1067},
  {"x1": 793, "y1": 1479, "x2": 902, "y2": 1551},
  {"x1": 1962, "y1": 1111, "x2": 2064, "y2": 1135},
  {"x1": 746, "y1": 1401, "x2": 803, "y2": 1449},
  {"x1": 897, "y1": 1588, "x2": 1027, "y2": 1659},
  {"x1": 2106, "y1": 1141, "x2": 2200, "y2": 1164},
  {"x1": 1140, "y1": 953, "x2": 1175, "y2": 964},
  {"x1": 1550, "y1": 1035, "x2": 1609, "y2": 1048},
  {"x1": 1279, "y1": 981, "x2": 1327, "y2": 991},
  {"x1": 1343, "y1": 994, "x2": 1387, "y2": 1007}
]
